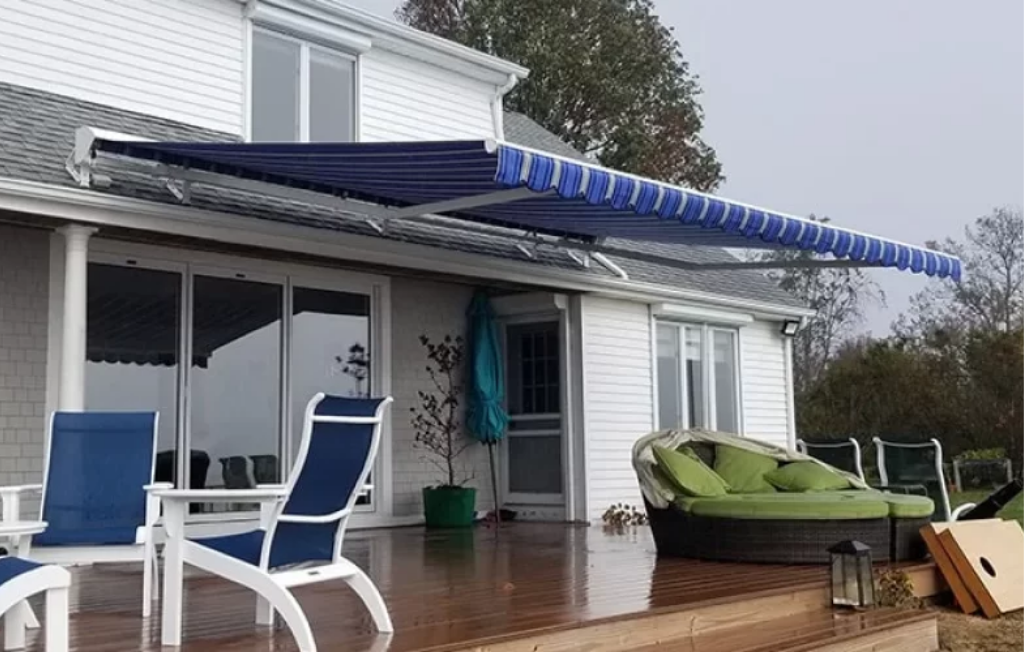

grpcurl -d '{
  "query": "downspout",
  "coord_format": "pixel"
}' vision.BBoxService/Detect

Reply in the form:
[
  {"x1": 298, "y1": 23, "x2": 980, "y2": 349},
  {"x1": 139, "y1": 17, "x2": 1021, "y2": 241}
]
[
  {"x1": 491, "y1": 74, "x2": 518, "y2": 140},
  {"x1": 783, "y1": 330, "x2": 798, "y2": 450}
]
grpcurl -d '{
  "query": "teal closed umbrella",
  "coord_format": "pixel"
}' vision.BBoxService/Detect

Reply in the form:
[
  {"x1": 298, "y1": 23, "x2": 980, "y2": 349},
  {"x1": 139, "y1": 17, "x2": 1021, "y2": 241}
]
[{"x1": 466, "y1": 292, "x2": 509, "y2": 520}]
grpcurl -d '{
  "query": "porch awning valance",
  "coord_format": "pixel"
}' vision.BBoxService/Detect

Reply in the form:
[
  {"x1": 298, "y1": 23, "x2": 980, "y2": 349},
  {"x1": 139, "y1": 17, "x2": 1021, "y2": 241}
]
[{"x1": 87, "y1": 136, "x2": 961, "y2": 280}]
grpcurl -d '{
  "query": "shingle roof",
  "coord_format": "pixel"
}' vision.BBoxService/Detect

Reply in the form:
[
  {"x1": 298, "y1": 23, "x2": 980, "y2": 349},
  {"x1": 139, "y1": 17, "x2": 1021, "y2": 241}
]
[
  {"x1": 503, "y1": 112, "x2": 591, "y2": 162},
  {"x1": 0, "y1": 82, "x2": 802, "y2": 308}
]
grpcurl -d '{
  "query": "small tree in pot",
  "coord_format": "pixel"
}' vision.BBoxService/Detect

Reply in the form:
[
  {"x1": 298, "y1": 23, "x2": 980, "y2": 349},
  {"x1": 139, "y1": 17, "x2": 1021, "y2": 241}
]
[{"x1": 411, "y1": 334, "x2": 477, "y2": 527}]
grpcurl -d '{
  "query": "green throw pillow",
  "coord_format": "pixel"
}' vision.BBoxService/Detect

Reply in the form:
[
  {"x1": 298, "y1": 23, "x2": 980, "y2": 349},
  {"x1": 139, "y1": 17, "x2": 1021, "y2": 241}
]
[
  {"x1": 764, "y1": 462, "x2": 851, "y2": 492},
  {"x1": 713, "y1": 445, "x2": 779, "y2": 493},
  {"x1": 652, "y1": 445, "x2": 730, "y2": 497}
]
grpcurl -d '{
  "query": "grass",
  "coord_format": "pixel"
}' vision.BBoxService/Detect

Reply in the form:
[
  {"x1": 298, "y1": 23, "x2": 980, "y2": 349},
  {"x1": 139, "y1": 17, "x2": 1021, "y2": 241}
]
[
  {"x1": 937, "y1": 609, "x2": 1023, "y2": 652},
  {"x1": 949, "y1": 489, "x2": 1024, "y2": 525}
]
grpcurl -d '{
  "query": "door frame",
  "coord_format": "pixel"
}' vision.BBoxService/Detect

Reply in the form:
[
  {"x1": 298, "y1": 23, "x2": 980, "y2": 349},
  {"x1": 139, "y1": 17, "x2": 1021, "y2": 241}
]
[{"x1": 499, "y1": 312, "x2": 568, "y2": 510}]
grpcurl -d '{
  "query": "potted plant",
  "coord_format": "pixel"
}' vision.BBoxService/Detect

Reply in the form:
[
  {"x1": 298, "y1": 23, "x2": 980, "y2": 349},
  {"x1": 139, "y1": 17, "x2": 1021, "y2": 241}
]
[{"x1": 411, "y1": 334, "x2": 477, "y2": 528}]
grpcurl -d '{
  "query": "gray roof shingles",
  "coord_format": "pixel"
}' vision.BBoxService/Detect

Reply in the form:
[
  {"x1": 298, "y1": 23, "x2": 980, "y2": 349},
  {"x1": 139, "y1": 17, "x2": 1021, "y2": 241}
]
[{"x1": 0, "y1": 82, "x2": 802, "y2": 308}]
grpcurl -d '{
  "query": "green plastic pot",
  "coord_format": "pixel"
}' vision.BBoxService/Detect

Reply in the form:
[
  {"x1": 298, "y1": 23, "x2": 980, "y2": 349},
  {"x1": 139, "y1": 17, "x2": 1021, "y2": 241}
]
[{"x1": 423, "y1": 486, "x2": 476, "y2": 528}]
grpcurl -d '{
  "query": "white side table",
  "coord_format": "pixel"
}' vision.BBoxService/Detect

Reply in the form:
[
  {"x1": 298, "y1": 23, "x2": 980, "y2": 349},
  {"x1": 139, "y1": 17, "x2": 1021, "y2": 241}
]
[
  {"x1": 0, "y1": 521, "x2": 47, "y2": 554},
  {"x1": 150, "y1": 488, "x2": 288, "y2": 647}
]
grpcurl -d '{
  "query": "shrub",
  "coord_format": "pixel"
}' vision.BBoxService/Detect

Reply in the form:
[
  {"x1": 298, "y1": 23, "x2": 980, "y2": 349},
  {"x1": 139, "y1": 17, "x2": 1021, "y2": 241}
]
[
  {"x1": 601, "y1": 503, "x2": 648, "y2": 528},
  {"x1": 956, "y1": 448, "x2": 1006, "y2": 461}
]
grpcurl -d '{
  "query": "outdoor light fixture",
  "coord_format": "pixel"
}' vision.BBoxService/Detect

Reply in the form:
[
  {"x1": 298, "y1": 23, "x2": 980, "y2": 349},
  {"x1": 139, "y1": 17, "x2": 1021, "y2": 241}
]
[
  {"x1": 828, "y1": 540, "x2": 875, "y2": 609},
  {"x1": 780, "y1": 319, "x2": 801, "y2": 337}
]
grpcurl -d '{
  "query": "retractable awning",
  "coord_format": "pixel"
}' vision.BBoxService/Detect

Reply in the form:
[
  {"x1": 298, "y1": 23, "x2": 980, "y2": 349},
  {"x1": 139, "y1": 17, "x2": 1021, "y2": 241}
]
[{"x1": 78, "y1": 133, "x2": 961, "y2": 280}]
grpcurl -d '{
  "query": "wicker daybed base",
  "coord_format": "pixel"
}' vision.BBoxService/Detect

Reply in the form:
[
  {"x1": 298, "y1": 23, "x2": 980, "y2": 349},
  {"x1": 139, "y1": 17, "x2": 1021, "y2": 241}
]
[
  {"x1": 645, "y1": 499, "x2": 911, "y2": 564},
  {"x1": 891, "y1": 516, "x2": 931, "y2": 561}
]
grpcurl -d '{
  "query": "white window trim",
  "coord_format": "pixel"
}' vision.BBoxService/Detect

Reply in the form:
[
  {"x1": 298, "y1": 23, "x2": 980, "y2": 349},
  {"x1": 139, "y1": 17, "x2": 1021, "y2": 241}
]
[
  {"x1": 651, "y1": 302, "x2": 754, "y2": 326},
  {"x1": 653, "y1": 319, "x2": 744, "y2": 434},
  {"x1": 251, "y1": 3, "x2": 373, "y2": 54},
  {"x1": 247, "y1": 23, "x2": 363, "y2": 143},
  {"x1": 55, "y1": 238, "x2": 393, "y2": 526}
]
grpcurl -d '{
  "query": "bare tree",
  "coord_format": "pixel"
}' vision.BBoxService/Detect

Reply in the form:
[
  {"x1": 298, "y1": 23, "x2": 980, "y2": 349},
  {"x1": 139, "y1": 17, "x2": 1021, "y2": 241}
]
[
  {"x1": 338, "y1": 343, "x2": 369, "y2": 398},
  {"x1": 898, "y1": 206, "x2": 1024, "y2": 337},
  {"x1": 756, "y1": 216, "x2": 884, "y2": 395},
  {"x1": 410, "y1": 335, "x2": 474, "y2": 487}
]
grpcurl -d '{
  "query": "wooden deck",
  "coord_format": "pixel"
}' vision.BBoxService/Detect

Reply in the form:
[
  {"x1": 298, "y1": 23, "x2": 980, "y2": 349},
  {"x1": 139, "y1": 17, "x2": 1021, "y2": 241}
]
[{"x1": 8, "y1": 523, "x2": 940, "y2": 652}]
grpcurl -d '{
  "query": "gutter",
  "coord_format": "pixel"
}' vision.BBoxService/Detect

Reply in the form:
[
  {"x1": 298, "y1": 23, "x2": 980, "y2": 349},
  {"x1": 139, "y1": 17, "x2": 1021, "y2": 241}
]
[
  {"x1": 246, "y1": 0, "x2": 529, "y2": 80},
  {"x1": 490, "y1": 74, "x2": 518, "y2": 140}
]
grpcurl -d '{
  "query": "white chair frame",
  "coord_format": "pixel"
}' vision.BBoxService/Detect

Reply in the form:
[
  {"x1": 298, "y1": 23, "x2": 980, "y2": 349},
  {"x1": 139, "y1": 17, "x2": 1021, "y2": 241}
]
[
  {"x1": 154, "y1": 393, "x2": 393, "y2": 651},
  {"x1": 872, "y1": 437, "x2": 976, "y2": 521},
  {"x1": 0, "y1": 412, "x2": 168, "y2": 618},
  {"x1": 796, "y1": 437, "x2": 866, "y2": 481},
  {"x1": 0, "y1": 561, "x2": 70, "y2": 652}
]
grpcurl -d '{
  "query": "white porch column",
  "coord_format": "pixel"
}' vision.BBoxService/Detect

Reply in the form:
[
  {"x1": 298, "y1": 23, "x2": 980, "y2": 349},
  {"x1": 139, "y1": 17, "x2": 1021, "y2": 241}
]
[{"x1": 57, "y1": 224, "x2": 97, "y2": 411}]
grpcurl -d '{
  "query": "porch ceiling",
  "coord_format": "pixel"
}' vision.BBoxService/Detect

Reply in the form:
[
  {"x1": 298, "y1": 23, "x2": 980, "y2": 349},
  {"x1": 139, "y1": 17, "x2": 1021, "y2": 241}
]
[
  {"x1": 86, "y1": 263, "x2": 367, "y2": 367},
  {"x1": 87, "y1": 264, "x2": 278, "y2": 368}
]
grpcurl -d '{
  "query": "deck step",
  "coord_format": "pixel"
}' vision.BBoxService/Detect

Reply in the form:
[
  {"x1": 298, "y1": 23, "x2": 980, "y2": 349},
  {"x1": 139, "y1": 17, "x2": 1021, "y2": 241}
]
[
  {"x1": 445, "y1": 564, "x2": 942, "y2": 652},
  {"x1": 632, "y1": 608, "x2": 939, "y2": 652}
]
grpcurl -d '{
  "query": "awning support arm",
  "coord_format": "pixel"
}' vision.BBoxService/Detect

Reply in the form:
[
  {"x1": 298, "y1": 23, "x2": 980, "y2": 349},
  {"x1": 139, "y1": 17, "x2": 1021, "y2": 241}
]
[{"x1": 388, "y1": 187, "x2": 549, "y2": 219}]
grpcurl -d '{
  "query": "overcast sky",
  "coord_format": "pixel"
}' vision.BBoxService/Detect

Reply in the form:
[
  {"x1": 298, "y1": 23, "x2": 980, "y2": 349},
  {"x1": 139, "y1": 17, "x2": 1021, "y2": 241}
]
[{"x1": 349, "y1": 0, "x2": 1023, "y2": 333}]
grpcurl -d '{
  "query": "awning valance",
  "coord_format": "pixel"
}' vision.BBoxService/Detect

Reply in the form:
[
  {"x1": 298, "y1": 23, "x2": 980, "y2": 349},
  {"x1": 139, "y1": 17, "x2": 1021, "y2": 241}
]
[{"x1": 83, "y1": 135, "x2": 961, "y2": 280}]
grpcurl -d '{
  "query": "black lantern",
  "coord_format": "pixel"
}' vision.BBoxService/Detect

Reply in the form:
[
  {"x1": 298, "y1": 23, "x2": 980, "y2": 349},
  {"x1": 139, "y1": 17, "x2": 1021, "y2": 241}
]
[{"x1": 827, "y1": 540, "x2": 875, "y2": 608}]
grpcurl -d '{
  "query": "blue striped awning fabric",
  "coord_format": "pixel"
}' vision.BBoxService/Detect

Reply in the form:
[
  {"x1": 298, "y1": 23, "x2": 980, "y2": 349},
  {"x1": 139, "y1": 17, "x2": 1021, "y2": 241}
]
[{"x1": 92, "y1": 138, "x2": 962, "y2": 280}]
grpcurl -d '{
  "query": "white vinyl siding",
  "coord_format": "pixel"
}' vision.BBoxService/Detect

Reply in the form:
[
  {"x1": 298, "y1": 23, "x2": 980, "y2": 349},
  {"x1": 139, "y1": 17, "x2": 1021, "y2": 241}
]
[
  {"x1": 579, "y1": 297, "x2": 654, "y2": 522},
  {"x1": 739, "y1": 320, "x2": 791, "y2": 448},
  {"x1": 0, "y1": 0, "x2": 245, "y2": 134},
  {"x1": 580, "y1": 298, "x2": 794, "y2": 522},
  {"x1": 360, "y1": 48, "x2": 496, "y2": 141}
]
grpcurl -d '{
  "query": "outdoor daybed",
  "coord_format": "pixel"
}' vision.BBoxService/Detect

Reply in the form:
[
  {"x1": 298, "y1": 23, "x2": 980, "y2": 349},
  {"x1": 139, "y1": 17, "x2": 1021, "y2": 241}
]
[{"x1": 633, "y1": 430, "x2": 934, "y2": 564}]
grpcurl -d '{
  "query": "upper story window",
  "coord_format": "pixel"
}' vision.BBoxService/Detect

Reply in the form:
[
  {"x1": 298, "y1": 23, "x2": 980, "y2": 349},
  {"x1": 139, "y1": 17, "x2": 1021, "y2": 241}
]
[
  {"x1": 251, "y1": 28, "x2": 356, "y2": 142},
  {"x1": 656, "y1": 321, "x2": 741, "y2": 433}
]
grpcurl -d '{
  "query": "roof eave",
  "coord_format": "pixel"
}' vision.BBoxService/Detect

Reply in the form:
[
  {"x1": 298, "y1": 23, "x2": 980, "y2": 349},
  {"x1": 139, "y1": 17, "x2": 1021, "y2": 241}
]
[
  {"x1": 0, "y1": 176, "x2": 812, "y2": 319},
  {"x1": 251, "y1": 0, "x2": 529, "y2": 83}
]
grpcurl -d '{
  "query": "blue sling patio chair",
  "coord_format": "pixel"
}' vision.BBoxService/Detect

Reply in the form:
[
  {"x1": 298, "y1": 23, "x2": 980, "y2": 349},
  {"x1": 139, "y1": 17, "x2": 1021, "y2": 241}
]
[
  {"x1": 796, "y1": 438, "x2": 866, "y2": 481},
  {"x1": 153, "y1": 393, "x2": 393, "y2": 652},
  {"x1": 0, "y1": 557, "x2": 71, "y2": 651},
  {"x1": 0, "y1": 412, "x2": 167, "y2": 618}
]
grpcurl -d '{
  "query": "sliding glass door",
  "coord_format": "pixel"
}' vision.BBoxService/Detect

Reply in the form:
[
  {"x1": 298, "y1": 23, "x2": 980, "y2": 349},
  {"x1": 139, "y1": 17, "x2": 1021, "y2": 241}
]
[
  {"x1": 189, "y1": 273, "x2": 284, "y2": 511},
  {"x1": 290, "y1": 285, "x2": 373, "y2": 504},
  {"x1": 84, "y1": 254, "x2": 383, "y2": 517}
]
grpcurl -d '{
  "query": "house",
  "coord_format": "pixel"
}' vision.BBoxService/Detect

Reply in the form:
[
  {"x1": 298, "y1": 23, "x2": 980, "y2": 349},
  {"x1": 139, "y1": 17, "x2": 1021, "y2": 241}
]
[{"x1": 0, "y1": 0, "x2": 957, "y2": 532}]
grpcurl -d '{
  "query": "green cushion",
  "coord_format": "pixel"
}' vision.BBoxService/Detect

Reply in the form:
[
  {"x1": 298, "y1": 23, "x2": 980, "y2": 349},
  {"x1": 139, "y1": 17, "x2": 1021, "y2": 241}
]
[
  {"x1": 878, "y1": 492, "x2": 935, "y2": 518},
  {"x1": 764, "y1": 462, "x2": 851, "y2": 492},
  {"x1": 713, "y1": 445, "x2": 779, "y2": 493},
  {"x1": 653, "y1": 445, "x2": 730, "y2": 497},
  {"x1": 688, "y1": 492, "x2": 890, "y2": 520}
]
